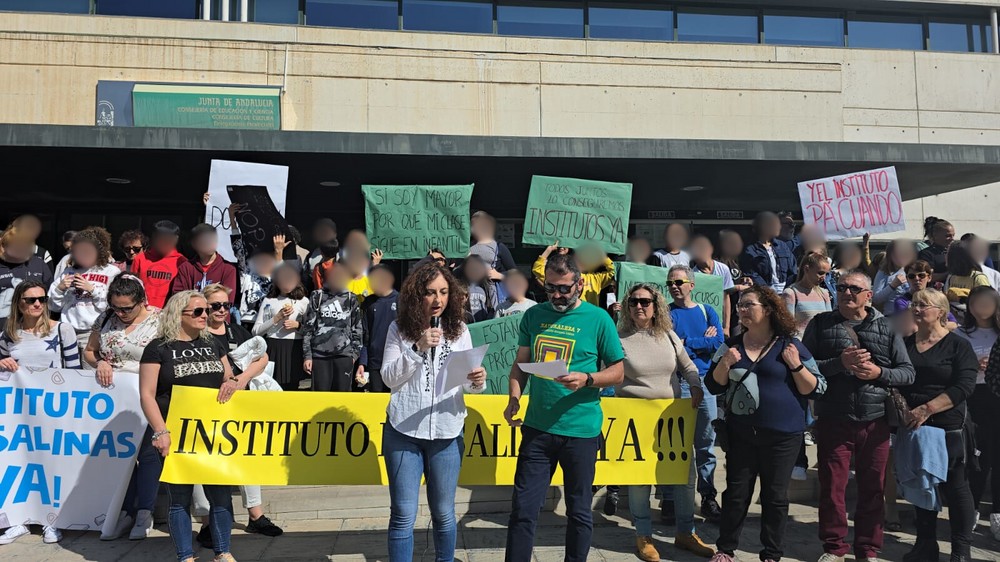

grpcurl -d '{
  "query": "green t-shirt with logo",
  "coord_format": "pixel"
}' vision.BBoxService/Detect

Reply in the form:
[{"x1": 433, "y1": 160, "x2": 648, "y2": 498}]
[{"x1": 518, "y1": 301, "x2": 625, "y2": 438}]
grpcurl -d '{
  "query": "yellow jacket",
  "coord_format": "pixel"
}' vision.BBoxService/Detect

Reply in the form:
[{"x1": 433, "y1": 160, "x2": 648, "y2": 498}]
[{"x1": 532, "y1": 256, "x2": 615, "y2": 306}]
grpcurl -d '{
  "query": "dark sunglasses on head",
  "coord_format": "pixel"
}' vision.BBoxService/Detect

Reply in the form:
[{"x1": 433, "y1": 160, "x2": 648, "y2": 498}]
[
  {"x1": 110, "y1": 303, "x2": 140, "y2": 314},
  {"x1": 21, "y1": 296, "x2": 48, "y2": 305},
  {"x1": 667, "y1": 279, "x2": 691, "y2": 287},
  {"x1": 208, "y1": 302, "x2": 228, "y2": 312},
  {"x1": 836, "y1": 284, "x2": 868, "y2": 295},
  {"x1": 124, "y1": 245, "x2": 144, "y2": 254},
  {"x1": 544, "y1": 283, "x2": 575, "y2": 295},
  {"x1": 906, "y1": 273, "x2": 929, "y2": 280},
  {"x1": 184, "y1": 307, "x2": 208, "y2": 318},
  {"x1": 628, "y1": 297, "x2": 653, "y2": 308}
]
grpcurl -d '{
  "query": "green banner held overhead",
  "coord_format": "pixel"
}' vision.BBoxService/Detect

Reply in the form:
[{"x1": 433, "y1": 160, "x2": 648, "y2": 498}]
[
  {"x1": 362, "y1": 184, "x2": 474, "y2": 260},
  {"x1": 521, "y1": 175, "x2": 633, "y2": 255},
  {"x1": 616, "y1": 262, "x2": 725, "y2": 319},
  {"x1": 468, "y1": 314, "x2": 523, "y2": 395}
]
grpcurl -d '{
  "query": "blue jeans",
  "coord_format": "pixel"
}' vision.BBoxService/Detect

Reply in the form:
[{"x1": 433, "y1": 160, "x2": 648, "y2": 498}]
[
  {"x1": 629, "y1": 458, "x2": 697, "y2": 536},
  {"x1": 673, "y1": 379, "x2": 718, "y2": 500},
  {"x1": 165, "y1": 483, "x2": 233, "y2": 561},
  {"x1": 383, "y1": 422, "x2": 463, "y2": 562},
  {"x1": 122, "y1": 426, "x2": 163, "y2": 516},
  {"x1": 506, "y1": 426, "x2": 601, "y2": 562}
]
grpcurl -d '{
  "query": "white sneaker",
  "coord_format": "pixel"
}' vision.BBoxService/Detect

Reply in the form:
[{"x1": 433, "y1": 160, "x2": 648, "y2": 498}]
[
  {"x1": 791, "y1": 466, "x2": 808, "y2": 481},
  {"x1": 129, "y1": 509, "x2": 153, "y2": 540},
  {"x1": 817, "y1": 554, "x2": 845, "y2": 562},
  {"x1": 990, "y1": 512, "x2": 1000, "y2": 541},
  {"x1": 101, "y1": 511, "x2": 133, "y2": 541},
  {"x1": 0, "y1": 524, "x2": 29, "y2": 545},
  {"x1": 42, "y1": 526, "x2": 62, "y2": 544}
]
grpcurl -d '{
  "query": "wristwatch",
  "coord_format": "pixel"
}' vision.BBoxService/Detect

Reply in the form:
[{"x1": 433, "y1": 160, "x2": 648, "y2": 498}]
[{"x1": 585, "y1": 373, "x2": 594, "y2": 387}]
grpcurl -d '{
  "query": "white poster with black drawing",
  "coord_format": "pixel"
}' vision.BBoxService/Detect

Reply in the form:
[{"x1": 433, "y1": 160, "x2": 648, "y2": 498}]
[{"x1": 205, "y1": 160, "x2": 290, "y2": 262}]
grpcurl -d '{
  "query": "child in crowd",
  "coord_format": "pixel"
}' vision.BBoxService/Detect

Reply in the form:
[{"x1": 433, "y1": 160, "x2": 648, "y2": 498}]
[
  {"x1": 171, "y1": 223, "x2": 237, "y2": 300},
  {"x1": 654, "y1": 223, "x2": 691, "y2": 268},
  {"x1": 130, "y1": 220, "x2": 186, "y2": 309},
  {"x1": 302, "y1": 260, "x2": 363, "y2": 392},
  {"x1": 48, "y1": 227, "x2": 121, "y2": 347},
  {"x1": 359, "y1": 264, "x2": 398, "y2": 392},
  {"x1": 253, "y1": 263, "x2": 309, "y2": 391},
  {"x1": 461, "y1": 254, "x2": 498, "y2": 323},
  {"x1": 496, "y1": 269, "x2": 536, "y2": 317}
]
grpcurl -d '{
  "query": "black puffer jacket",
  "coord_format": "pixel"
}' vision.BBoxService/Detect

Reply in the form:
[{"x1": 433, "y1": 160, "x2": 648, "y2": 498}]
[{"x1": 801, "y1": 306, "x2": 915, "y2": 422}]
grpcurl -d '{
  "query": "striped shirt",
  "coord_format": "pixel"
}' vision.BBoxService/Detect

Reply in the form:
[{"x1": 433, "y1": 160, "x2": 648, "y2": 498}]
[
  {"x1": 782, "y1": 283, "x2": 832, "y2": 339},
  {"x1": 0, "y1": 321, "x2": 82, "y2": 369}
]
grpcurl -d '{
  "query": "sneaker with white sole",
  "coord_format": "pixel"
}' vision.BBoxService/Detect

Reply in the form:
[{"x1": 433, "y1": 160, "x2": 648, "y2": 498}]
[
  {"x1": 101, "y1": 511, "x2": 134, "y2": 541},
  {"x1": 129, "y1": 509, "x2": 153, "y2": 540},
  {"x1": 973, "y1": 511, "x2": 979, "y2": 533},
  {"x1": 0, "y1": 524, "x2": 29, "y2": 545},
  {"x1": 792, "y1": 466, "x2": 808, "y2": 481},
  {"x1": 817, "y1": 554, "x2": 844, "y2": 562},
  {"x1": 990, "y1": 513, "x2": 1000, "y2": 541},
  {"x1": 42, "y1": 526, "x2": 62, "y2": 544}
]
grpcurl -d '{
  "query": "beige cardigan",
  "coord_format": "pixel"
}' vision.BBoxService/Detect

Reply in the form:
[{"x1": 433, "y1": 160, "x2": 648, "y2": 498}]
[{"x1": 617, "y1": 329, "x2": 701, "y2": 400}]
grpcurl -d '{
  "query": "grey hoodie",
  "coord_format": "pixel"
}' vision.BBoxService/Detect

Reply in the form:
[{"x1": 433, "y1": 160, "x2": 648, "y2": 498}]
[{"x1": 302, "y1": 288, "x2": 363, "y2": 361}]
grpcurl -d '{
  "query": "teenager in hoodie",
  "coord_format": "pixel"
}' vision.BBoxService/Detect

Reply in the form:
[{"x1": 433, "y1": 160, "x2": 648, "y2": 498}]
[
  {"x1": 359, "y1": 264, "x2": 398, "y2": 392},
  {"x1": 131, "y1": 220, "x2": 186, "y2": 308},
  {"x1": 171, "y1": 223, "x2": 237, "y2": 303},
  {"x1": 48, "y1": 228, "x2": 121, "y2": 348},
  {"x1": 302, "y1": 260, "x2": 363, "y2": 392},
  {"x1": 303, "y1": 218, "x2": 337, "y2": 292},
  {"x1": 0, "y1": 226, "x2": 53, "y2": 327}
]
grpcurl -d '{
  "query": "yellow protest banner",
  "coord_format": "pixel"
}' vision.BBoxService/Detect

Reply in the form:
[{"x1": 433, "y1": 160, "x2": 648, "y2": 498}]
[{"x1": 159, "y1": 387, "x2": 694, "y2": 486}]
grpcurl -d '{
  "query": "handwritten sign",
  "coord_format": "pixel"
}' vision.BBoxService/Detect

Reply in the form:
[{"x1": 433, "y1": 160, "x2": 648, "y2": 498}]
[
  {"x1": 205, "y1": 160, "x2": 288, "y2": 262},
  {"x1": 468, "y1": 314, "x2": 523, "y2": 395},
  {"x1": 362, "y1": 185, "x2": 474, "y2": 260},
  {"x1": 616, "y1": 262, "x2": 724, "y2": 319},
  {"x1": 797, "y1": 166, "x2": 905, "y2": 240},
  {"x1": 522, "y1": 176, "x2": 632, "y2": 254}
]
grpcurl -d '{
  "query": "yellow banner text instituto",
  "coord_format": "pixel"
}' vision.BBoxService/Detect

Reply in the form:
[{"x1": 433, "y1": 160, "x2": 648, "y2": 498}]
[{"x1": 160, "y1": 388, "x2": 694, "y2": 486}]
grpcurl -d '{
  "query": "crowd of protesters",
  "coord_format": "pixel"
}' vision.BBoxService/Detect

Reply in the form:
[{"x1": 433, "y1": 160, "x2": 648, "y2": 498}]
[{"x1": 0, "y1": 201, "x2": 997, "y2": 562}]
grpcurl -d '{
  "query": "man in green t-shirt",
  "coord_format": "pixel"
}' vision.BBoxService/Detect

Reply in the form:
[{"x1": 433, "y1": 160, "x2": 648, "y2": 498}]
[{"x1": 503, "y1": 253, "x2": 624, "y2": 562}]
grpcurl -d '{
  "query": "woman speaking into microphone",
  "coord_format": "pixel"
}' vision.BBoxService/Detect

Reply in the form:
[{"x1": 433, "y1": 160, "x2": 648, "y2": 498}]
[{"x1": 380, "y1": 262, "x2": 487, "y2": 561}]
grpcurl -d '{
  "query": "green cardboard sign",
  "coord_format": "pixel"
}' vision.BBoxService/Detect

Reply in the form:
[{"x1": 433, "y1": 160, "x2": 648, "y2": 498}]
[
  {"x1": 468, "y1": 314, "x2": 523, "y2": 395},
  {"x1": 521, "y1": 175, "x2": 632, "y2": 254},
  {"x1": 616, "y1": 262, "x2": 725, "y2": 319},
  {"x1": 362, "y1": 184, "x2": 474, "y2": 260}
]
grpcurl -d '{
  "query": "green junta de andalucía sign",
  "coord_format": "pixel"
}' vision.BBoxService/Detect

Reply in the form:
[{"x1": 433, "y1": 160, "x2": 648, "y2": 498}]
[{"x1": 132, "y1": 84, "x2": 281, "y2": 130}]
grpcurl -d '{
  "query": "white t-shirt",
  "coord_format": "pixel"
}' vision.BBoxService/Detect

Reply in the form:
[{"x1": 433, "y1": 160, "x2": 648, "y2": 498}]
[
  {"x1": 956, "y1": 326, "x2": 999, "y2": 385},
  {"x1": 252, "y1": 296, "x2": 309, "y2": 340},
  {"x1": 980, "y1": 264, "x2": 1000, "y2": 290},
  {"x1": 698, "y1": 260, "x2": 735, "y2": 292},
  {"x1": 654, "y1": 249, "x2": 691, "y2": 270}
]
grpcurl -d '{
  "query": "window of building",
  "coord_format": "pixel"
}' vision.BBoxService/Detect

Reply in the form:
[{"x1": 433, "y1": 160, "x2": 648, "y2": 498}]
[
  {"x1": 305, "y1": 0, "x2": 398, "y2": 30},
  {"x1": 403, "y1": 0, "x2": 492, "y2": 34},
  {"x1": 96, "y1": 0, "x2": 198, "y2": 18},
  {"x1": 677, "y1": 8, "x2": 758, "y2": 44},
  {"x1": 848, "y1": 15, "x2": 924, "y2": 50},
  {"x1": 764, "y1": 11, "x2": 843, "y2": 47},
  {"x1": 929, "y1": 21, "x2": 993, "y2": 53},
  {"x1": 1, "y1": 0, "x2": 90, "y2": 14},
  {"x1": 588, "y1": 3, "x2": 673, "y2": 41},
  {"x1": 252, "y1": 0, "x2": 300, "y2": 23},
  {"x1": 497, "y1": 1, "x2": 583, "y2": 39}
]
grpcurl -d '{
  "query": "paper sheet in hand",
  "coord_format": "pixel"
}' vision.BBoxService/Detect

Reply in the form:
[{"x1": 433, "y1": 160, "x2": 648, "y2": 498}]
[
  {"x1": 517, "y1": 360, "x2": 570, "y2": 380},
  {"x1": 437, "y1": 344, "x2": 490, "y2": 393}
]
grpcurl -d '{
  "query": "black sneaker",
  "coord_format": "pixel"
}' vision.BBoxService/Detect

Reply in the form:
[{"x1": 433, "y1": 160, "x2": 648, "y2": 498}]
[
  {"x1": 196, "y1": 525, "x2": 213, "y2": 549},
  {"x1": 701, "y1": 497, "x2": 722, "y2": 523},
  {"x1": 660, "y1": 500, "x2": 676, "y2": 525},
  {"x1": 247, "y1": 515, "x2": 284, "y2": 537},
  {"x1": 603, "y1": 488, "x2": 619, "y2": 516}
]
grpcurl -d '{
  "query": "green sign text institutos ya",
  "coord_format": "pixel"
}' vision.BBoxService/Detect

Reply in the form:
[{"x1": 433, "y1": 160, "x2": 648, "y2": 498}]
[{"x1": 132, "y1": 84, "x2": 281, "y2": 130}]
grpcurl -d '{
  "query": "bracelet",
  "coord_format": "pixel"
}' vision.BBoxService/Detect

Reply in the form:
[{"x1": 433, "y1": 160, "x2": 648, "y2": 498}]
[
  {"x1": 151, "y1": 429, "x2": 170, "y2": 441},
  {"x1": 791, "y1": 364, "x2": 805, "y2": 373},
  {"x1": 228, "y1": 376, "x2": 240, "y2": 383}
]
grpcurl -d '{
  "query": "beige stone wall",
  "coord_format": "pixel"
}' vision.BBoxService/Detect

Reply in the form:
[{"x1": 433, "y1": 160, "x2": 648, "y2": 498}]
[{"x1": 1, "y1": 12, "x2": 999, "y2": 145}]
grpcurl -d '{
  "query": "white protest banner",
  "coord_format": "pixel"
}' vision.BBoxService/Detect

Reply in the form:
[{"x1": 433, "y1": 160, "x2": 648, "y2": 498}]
[
  {"x1": 0, "y1": 368, "x2": 145, "y2": 534},
  {"x1": 206, "y1": 160, "x2": 289, "y2": 261},
  {"x1": 797, "y1": 166, "x2": 905, "y2": 240}
]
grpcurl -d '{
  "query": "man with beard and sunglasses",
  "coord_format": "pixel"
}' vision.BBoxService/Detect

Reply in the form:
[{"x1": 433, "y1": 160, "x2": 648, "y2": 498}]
[{"x1": 503, "y1": 253, "x2": 625, "y2": 562}]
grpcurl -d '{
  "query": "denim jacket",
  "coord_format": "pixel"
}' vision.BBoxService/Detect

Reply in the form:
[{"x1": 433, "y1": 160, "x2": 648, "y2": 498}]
[{"x1": 739, "y1": 239, "x2": 798, "y2": 290}]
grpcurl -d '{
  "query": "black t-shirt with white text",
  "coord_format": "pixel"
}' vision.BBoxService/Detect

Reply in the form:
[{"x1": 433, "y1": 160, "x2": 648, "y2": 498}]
[{"x1": 140, "y1": 336, "x2": 228, "y2": 418}]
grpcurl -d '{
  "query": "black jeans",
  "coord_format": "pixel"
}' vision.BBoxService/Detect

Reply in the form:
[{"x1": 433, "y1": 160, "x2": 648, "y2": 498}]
[
  {"x1": 505, "y1": 426, "x2": 600, "y2": 562},
  {"x1": 717, "y1": 420, "x2": 800, "y2": 561},
  {"x1": 914, "y1": 428, "x2": 975, "y2": 558},
  {"x1": 969, "y1": 385, "x2": 1000, "y2": 513}
]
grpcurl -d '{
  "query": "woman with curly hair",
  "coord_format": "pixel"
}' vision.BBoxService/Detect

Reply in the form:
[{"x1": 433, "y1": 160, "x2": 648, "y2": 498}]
[
  {"x1": 380, "y1": 263, "x2": 487, "y2": 561},
  {"x1": 705, "y1": 285, "x2": 826, "y2": 562},
  {"x1": 48, "y1": 227, "x2": 120, "y2": 347}
]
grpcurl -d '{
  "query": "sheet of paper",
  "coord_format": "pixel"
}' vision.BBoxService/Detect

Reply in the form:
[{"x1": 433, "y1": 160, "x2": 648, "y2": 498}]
[
  {"x1": 517, "y1": 360, "x2": 569, "y2": 380},
  {"x1": 437, "y1": 344, "x2": 490, "y2": 393}
]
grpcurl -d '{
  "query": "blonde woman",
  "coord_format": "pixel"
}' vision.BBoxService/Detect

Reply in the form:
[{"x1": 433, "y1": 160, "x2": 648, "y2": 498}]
[
  {"x1": 139, "y1": 291, "x2": 248, "y2": 562},
  {"x1": 617, "y1": 283, "x2": 712, "y2": 561}
]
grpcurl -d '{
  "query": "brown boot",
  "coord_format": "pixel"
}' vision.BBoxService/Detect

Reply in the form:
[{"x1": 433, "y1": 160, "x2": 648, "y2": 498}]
[
  {"x1": 675, "y1": 532, "x2": 715, "y2": 558},
  {"x1": 636, "y1": 536, "x2": 661, "y2": 562}
]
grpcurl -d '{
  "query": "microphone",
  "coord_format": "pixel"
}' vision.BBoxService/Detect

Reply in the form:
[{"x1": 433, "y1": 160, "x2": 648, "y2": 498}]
[{"x1": 430, "y1": 316, "x2": 440, "y2": 364}]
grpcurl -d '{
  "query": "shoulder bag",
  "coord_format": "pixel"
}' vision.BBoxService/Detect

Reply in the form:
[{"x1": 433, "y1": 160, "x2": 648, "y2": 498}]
[{"x1": 711, "y1": 336, "x2": 778, "y2": 452}]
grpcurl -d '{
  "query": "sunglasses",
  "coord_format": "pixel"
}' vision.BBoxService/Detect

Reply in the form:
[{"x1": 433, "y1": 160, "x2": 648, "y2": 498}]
[
  {"x1": 906, "y1": 273, "x2": 929, "y2": 280},
  {"x1": 836, "y1": 284, "x2": 868, "y2": 296},
  {"x1": 628, "y1": 297, "x2": 653, "y2": 308},
  {"x1": 183, "y1": 307, "x2": 208, "y2": 318},
  {"x1": 544, "y1": 283, "x2": 576, "y2": 295},
  {"x1": 124, "y1": 245, "x2": 144, "y2": 254},
  {"x1": 208, "y1": 302, "x2": 228, "y2": 312},
  {"x1": 20, "y1": 296, "x2": 48, "y2": 305},
  {"x1": 667, "y1": 279, "x2": 691, "y2": 287},
  {"x1": 110, "y1": 303, "x2": 140, "y2": 314}
]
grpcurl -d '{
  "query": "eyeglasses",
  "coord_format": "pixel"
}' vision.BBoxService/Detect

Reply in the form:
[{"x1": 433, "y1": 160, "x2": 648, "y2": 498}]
[
  {"x1": 183, "y1": 307, "x2": 208, "y2": 318},
  {"x1": 20, "y1": 296, "x2": 48, "y2": 305},
  {"x1": 906, "y1": 273, "x2": 929, "y2": 281},
  {"x1": 628, "y1": 297, "x2": 653, "y2": 308},
  {"x1": 109, "y1": 303, "x2": 139, "y2": 314},
  {"x1": 544, "y1": 283, "x2": 576, "y2": 295},
  {"x1": 124, "y1": 245, "x2": 144, "y2": 254},
  {"x1": 667, "y1": 279, "x2": 691, "y2": 287},
  {"x1": 208, "y1": 302, "x2": 228, "y2": 312},
  {"x1": 910, "y1": 303, "x2": 941, "y2": 312},
  {"x1": 836, "y1": 284, "x2": 868, "y2": 296},
  {"x1": 736, "y1": 302, "x2": 762, "y2": 311}
]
